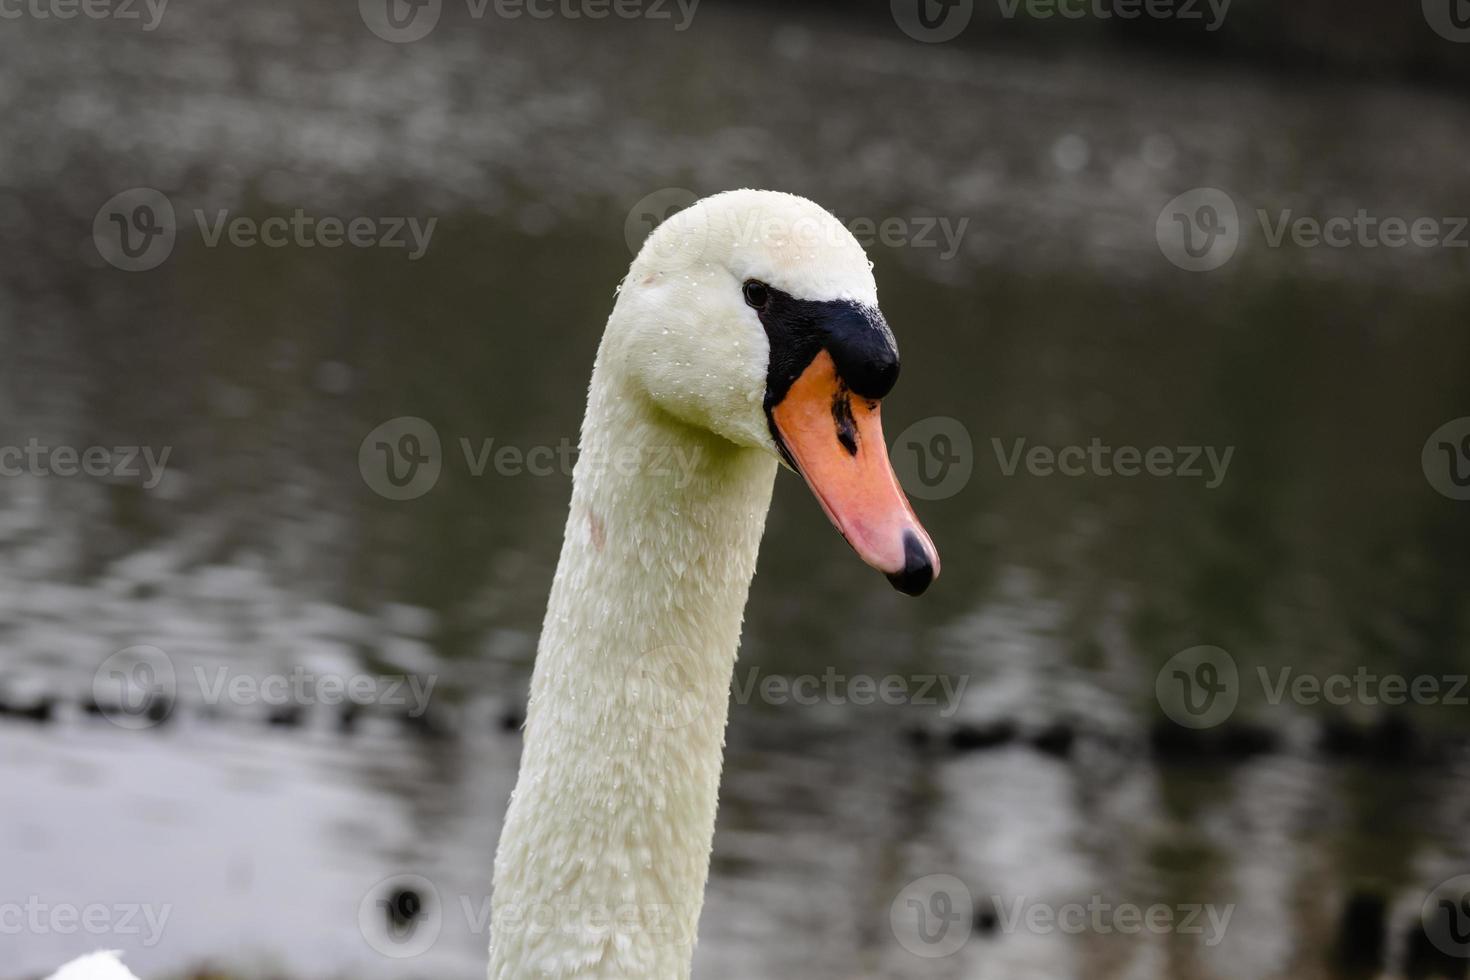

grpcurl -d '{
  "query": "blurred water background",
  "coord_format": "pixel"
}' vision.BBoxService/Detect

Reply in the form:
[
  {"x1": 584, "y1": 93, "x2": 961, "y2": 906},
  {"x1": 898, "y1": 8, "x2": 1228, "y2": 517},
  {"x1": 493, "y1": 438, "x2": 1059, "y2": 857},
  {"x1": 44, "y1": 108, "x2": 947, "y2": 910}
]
[{"x1": 3, "y1": 1, "x2": 1470, "y2": 977}]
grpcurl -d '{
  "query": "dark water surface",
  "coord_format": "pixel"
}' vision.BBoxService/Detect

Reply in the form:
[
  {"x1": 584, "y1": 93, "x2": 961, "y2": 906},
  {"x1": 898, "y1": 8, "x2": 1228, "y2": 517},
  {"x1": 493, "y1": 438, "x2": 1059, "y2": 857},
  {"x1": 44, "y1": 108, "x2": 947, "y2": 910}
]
[{"x1": 3, "y1": 2, "x2": 1470, "y2": 977}]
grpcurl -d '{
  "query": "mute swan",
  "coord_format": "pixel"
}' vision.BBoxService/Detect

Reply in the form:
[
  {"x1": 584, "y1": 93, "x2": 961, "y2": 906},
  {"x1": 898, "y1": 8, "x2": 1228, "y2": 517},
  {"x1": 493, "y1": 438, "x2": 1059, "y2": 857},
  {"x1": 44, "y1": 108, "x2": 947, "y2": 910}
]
[
  {"x1": 45, "y1": 952, "x2": 141, "y2": 980},
  {"x1": 488, "y1": 189, "x2": 940, "y2": 979}
]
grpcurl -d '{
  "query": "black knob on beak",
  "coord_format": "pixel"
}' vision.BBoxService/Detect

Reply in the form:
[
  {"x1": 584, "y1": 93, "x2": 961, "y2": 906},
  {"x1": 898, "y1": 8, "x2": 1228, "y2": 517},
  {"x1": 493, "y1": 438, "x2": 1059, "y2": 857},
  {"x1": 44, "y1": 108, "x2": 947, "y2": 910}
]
[{"x1": 886, "y1": 530, "x2": 936, "y2": 596}]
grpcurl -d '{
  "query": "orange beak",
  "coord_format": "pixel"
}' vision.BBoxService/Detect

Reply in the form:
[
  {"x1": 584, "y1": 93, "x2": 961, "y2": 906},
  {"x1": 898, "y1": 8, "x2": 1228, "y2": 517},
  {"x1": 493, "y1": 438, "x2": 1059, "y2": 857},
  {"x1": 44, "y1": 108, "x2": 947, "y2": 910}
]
[{"x1": 770, "y1": 350, "x2": 940, "y2": 595}]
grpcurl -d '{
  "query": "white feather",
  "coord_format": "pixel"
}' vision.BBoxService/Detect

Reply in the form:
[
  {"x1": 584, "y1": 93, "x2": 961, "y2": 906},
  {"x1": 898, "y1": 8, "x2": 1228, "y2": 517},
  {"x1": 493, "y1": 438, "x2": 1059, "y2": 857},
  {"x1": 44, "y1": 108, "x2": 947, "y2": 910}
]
[{"x1": 45, "y1": 952, "x2": 142, "y2": 980}]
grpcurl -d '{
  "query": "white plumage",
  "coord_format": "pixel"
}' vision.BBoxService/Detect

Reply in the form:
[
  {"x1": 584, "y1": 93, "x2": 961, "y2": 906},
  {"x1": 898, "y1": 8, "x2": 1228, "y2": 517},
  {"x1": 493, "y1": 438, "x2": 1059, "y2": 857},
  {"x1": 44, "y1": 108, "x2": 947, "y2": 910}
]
[
  {"x1": 45, "y1": 952, "x2": 142, "y2": 980},
  {"x1": 487, "y1": 190, "x2": 924, "y2": 979}
]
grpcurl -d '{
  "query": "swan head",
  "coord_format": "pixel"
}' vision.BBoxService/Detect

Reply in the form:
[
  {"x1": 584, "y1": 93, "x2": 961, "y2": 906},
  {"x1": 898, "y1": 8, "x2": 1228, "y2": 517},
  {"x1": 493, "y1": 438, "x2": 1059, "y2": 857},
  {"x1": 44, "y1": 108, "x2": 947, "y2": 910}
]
[{"x1": 614, "y1": 189, "x2": 939, "y2": 595}]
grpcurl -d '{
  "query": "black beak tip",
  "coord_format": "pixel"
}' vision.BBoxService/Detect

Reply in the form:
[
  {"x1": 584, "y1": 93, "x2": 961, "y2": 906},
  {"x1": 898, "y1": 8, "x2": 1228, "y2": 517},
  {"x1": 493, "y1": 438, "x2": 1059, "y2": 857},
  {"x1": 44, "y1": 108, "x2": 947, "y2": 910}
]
[{"x1": 886, "y1": 530, "x2": 935, "y2": 597}]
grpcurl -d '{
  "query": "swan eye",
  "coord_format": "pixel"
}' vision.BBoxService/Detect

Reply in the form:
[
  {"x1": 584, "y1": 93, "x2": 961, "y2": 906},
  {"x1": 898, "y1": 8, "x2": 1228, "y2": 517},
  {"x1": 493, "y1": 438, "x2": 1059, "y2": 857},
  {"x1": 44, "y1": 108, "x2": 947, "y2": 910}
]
[{"x1": 742, "y1": 280, "x2": 770, "y2": 309}]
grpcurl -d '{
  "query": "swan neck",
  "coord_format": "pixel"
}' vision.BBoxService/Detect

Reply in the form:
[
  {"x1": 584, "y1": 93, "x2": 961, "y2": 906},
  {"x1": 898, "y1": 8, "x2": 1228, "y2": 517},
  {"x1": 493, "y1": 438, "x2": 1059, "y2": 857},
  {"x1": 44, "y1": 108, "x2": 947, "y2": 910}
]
[{"x1": 489, "y1": 365, "x2": 776, "y2": 980}]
